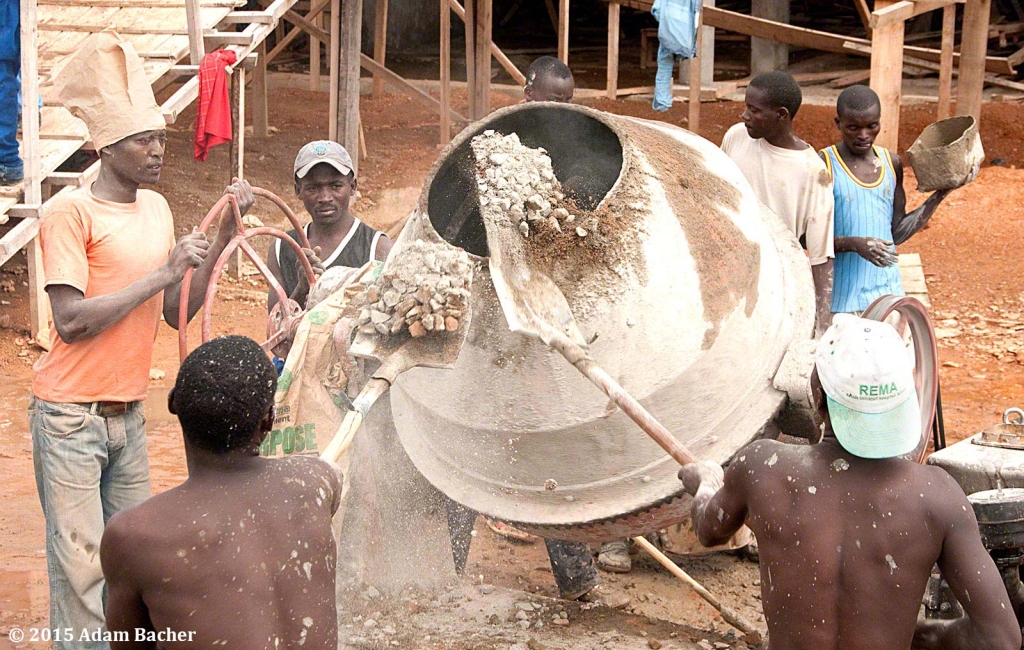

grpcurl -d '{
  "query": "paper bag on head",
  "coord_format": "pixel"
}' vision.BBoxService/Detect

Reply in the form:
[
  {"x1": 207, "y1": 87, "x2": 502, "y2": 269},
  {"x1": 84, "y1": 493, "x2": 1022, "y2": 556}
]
[{"x1": 51, "y1": 30, "x2": 165, "y2": 151}]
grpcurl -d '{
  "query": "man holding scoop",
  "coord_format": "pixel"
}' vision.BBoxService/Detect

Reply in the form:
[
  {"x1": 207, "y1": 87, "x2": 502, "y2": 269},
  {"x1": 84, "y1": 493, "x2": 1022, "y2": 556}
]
[
  {"x1": 680, "y1": 315, "x2": 1020, "y2": 650},
  {"x1": 30, "y1": 31, "x2": 248, "y2": 647}
]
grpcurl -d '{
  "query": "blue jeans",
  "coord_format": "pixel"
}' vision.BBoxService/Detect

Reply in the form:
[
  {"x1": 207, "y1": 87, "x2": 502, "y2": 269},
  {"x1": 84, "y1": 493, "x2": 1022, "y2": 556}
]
[
  {"x1": 653, "y1": 44, "x2": 681, "y2": 112},
  {"x1": 30, "y1": 397, "x2": 151, "y2": 650},
  {"x1": 0, "y1": 0, "x2": 22, "y2": 172}
]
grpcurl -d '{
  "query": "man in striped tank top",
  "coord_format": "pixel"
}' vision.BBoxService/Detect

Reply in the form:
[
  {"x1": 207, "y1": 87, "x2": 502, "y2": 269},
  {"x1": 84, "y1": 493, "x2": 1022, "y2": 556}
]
[
  {"x1": 265, "y1": 141, "x2": 393, "y2": 314},
  {"x1": 822, "y1": 86, "x2": 960, "y2": 316}
]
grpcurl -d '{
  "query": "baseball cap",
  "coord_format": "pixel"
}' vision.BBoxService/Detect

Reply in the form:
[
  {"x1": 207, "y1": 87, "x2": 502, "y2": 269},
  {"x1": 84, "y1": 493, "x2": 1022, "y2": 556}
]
[
  {"x1": 294, "y1": 140, "x2": 354, "y2": 179},
  {"x1": 815, "y1": 315, "x2": 921, "y2": 459}
]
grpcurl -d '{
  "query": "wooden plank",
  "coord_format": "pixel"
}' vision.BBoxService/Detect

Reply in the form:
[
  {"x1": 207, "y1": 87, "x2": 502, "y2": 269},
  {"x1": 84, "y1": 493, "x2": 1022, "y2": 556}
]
[
  {"x1": 186, "y1": 0, "x2": 207, "y2": 62},
  {"x1": 474, "y1": 0, "x2": 492, "y2": 118},
  {"x1": 850, "y1": 41, "x2": 1024, "y2": 94},
  {"x1": 373, "y1": 0, "x2": 388, "y2": 98},
  {"x1": 447, "y1": 0, "x2": 524, "y2": 85},
  {"x1": 267, "y1": 0, "x2": 330, "y2": 64},
  {"x1": 339, "y1": 0, "x2": 362, "y2": 172},
  {"x1": 957, "y1": 0, "x2": 991, "y2": 120},
  {"x1": 692, "y1": 5, "x2": 1015, "y2": 75},
  {"x1": 827, "y1": 68, "x2": 872, "y2": 88},
  {"x1": 22, "y1": 0, "x2": 42, "y2": 207},
  {"x1": 27, "y1": 235, "x2": 50, "y2": 345},
  {"x1": 285, "y1": 8, "x2": 329, "y2": 43},
  {"x1": 328, "y1": 0, "x2": 340, "y2": 140},
  {"x1": 359, "y1": 54, "x2": 467, "y2": 123},
  {"x1": 852, "y1": 0, "x2": 874, "y2": 37},
  {"x1": 869, "y1": 0, "x2": 905, "y2": 152},
  {"x1": 253, "y1": 41, "x2": 269, "y2": 137},
  {"x1": 0, "y1": 218, "x2": 41, "y2": 267},
  {"x1": 557, "y1": 0, "x2": 569, "y2": 64},
  {"x1": 464, "y1": 0, "x2": 476, "y2": 119},
  {"x1": 203, "y1": 31, "x2": 253, "y2": 46},
  {"x1": 0, "y1": 197, "x2": 17, "y2": 225},
  {"x1": 309, "y1": 8, "x2": 322, "y2": 91},
  {"x1": 440, "y1": 0, "x2": 451, "y2": 143},
  {"x1": 937, "y1": 4, "x2": 956, "y2": 119},
  {"x1": 606, "y1": 2, "x2": 619, "y2": 100},
  {"x1": 688, "y1": 3, "x2": 703, "y2": 133},
  {"x1": 871, "y1": 0, "x2": 961, "y2": 30},
  {"x1": 542, "y1": 0, "x2": 558, "y2": 32},
  {"x1": 219, "y1": 10, "x2": 275, "y2": 23},
  {"x1": 1009, "y1": 46, "x2": 1024, "y2": 69}
]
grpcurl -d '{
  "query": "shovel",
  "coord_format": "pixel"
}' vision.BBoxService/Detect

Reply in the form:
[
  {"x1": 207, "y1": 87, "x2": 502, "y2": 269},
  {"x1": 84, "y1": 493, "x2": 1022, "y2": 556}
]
[
  {"x1": 483, "y1": 214, "x2": 697, "y2": 467},
  {"x1": 319, "y1": 265, "x2": 474, "y2": 465}
]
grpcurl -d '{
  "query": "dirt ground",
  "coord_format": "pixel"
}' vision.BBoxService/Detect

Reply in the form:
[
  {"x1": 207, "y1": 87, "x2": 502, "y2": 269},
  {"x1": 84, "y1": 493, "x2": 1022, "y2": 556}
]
[{"x1": 0, "y1": 84, "x2": 1022, "y2": 649}]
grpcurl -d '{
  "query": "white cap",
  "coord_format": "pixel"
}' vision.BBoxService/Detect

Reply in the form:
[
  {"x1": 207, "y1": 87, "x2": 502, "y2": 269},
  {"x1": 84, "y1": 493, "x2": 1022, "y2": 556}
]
[
  {"x1": 815, "y1": 315, "x2": 921, "y2": 459},
  {"x1": 294, "y1": 140, "x2": 353, "y2": 179}
]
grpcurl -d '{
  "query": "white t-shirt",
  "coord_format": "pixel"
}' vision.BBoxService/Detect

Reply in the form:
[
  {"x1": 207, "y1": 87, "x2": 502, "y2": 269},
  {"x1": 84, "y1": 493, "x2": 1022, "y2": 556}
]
[{"x1": 721, "y1": 123, "x2": 835, "y2": 265}]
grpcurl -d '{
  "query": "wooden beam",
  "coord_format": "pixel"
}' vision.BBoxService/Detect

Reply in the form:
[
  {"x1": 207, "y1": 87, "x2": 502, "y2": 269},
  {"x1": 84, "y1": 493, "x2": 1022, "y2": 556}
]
[
  {"x1": 253, "y1": 41, "x2": 269, "y2": 137},
  {"x1": 606, "y1": 2, "x2": 619, "y2": 99},
  {"x1": 219, "y1": 11, "x2": 277, "y2": 24},
  {"x1": 20, "y1": 0, "x2": 41, "y2": 207},
  {"x1": 464, "y1": 0, "x2": 476, "y2": 119},
  {"x1": 1008, "y1": 45, "x2": 1024, "y2": 69},
  {"x1": 338, "y1": 0, "x2": 363, "y2": 172},
  {"x1": 557, "y1": 0, "x2": 569, "y2": 64},
  {"x1": 328, "y1": 0, "x2": 340, "y2": 140},
  {"x1": 542, "y1": 0, "x2": 558, "y2": 32},
  {"x1": 447, "y1": 0, "x2": 524, "y2": 85},
  {"x1": 185, "y1": 0, "x2": 206, "y2": 64},
  {"x1": 956, "y1": 0, "x2": 991, "y2": 120},
  {"x1": 869, "y1": 0, "x2": 905, "y2": 151},
  {"x1": 827, "y1": 68, "x2": 872, "y2": 88},
  {"x1": 230, "y1": 67, "x2": 245, "y2": 180},
  {"x1": 870, "y1": 0, "x2": 962, "y2": 30},
  {"x1": 473, "y1": 0, "x2": 492, "y2": 118},
  {"x1": 373, "y1": 0, "x2": 389, "y2": 98},
  {"x1": 267, "y1": 0, "x2": 331, "y2": 64},
  {"x1": 285, "y1": 9, "x2": 330, "y2": 45},
  {"x1": 204, "y1": 31, "x2": 253, "y2": 46},
  {"x1": 359, "y1": 54, "x2": 467, "y2": 123},
  {"x1": 688, "y1": 4, "x2": 703, "y2": 133},
  {"x1": 852, "y1": 0, "x2": 874, "y2": 38},
  {"x1": 0, "y1": 218, "x2": 40, "y2": 267},
  {"x1": 937, "y1": 4, "x2": 956, "y2": 119},
  {"x1": 440, "y1": 0, "x2": 451, "y2": 143},
  {"x1": 694, "y1": 5, "x2": 1015, "y2": 75},
  {"x1": 310, "y1": 9, "x2": 322, "y2": 91}
]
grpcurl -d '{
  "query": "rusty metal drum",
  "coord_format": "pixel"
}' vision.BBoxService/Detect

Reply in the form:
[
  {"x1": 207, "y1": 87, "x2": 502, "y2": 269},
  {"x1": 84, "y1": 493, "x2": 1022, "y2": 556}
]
[{"x1": 388, "y1": 103, "x2": 815, "y2": 542}]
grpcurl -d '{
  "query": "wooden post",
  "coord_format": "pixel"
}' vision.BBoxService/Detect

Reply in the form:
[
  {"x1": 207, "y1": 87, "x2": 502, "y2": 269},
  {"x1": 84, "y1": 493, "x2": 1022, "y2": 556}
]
[
  {"x1": 338, "y1": 0, "x2": 363, "y2": 172},
  {"x1": 328, "y1": 0, "x2": 340, "y2": 141},
  {"x1": 956, "y1": 0, "x2": 991, "y2": 120},
  {"x1": 473, "y1": 0, "x2": 492, "y2": 118},
  {"x1": 688, "y1": 8, "x2": 703, "y2": 134},
  {"x1": 185, "y1": 0, "x2": 205, "y2": 65},
  {"x1": 606, "y1": 2, "x2": 619, "y2": 100},
  {"x1": 937, "y1": 3, "x2": 956, "y2": 120},
  {"x1": 372, "y1": 0, "x2": 389, "y2": 99},
  {"x1": 750, "y1": 0, "x2": 787, "y2": 74},
  {"x1": 440, "y1": 0, "x2": 451, "y2": 143},
  {"x1": 22, "y1": 0, "x2": 48, "y2": 343},
  {"x1": 253, "y1": 41, "x2": 269, "y2": 137},
  {"x1": 557, "y1": 0, "x2": 569, "y2": 65},
  {"x1": 310, "y1": 9, "x2": 322, "y2": 91},
  {"x1": 869, "y1": 0, "x2": 904, "y2": 151},
  {"x1": 227, "y1": 67, "x2": 245, "y2": 278},
  {"x1": 464, "y1": 0, "x2": 476, "y2": 120}
]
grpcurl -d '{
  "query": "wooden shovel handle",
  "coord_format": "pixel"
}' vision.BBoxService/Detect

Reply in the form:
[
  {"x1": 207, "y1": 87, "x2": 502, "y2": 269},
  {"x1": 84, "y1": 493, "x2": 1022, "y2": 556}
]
[
  {"x1": 550, "y1": 336, "x2": 697, "y2": 467},
  {"x1": 319, "y1": 377, "x2": 390, "y2": 464}
]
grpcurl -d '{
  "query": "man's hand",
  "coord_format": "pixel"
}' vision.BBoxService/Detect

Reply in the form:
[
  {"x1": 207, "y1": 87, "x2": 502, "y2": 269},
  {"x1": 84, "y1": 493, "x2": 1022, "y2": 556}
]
[
  {"x1": 164, "y1": 232, "x2": 211, "y2": 282},
  {"x1": 225, "y1": 178, "x2": 256, "y2": 216},
  {"x1": 678, "y1": 461, "x2": 725, "y2": 498},
  {"x1": 301, "y1": 246, "x2": 326, "y2": 278},
  {"x1": 854, "y1": 238, "x2": 898, "y2": 267}
]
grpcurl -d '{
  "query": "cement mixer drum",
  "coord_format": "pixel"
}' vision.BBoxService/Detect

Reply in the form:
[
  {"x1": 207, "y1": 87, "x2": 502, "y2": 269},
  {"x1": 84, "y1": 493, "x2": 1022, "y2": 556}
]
[{"x1": 390, "y1": 103, "x2": 815, "y2": 542}]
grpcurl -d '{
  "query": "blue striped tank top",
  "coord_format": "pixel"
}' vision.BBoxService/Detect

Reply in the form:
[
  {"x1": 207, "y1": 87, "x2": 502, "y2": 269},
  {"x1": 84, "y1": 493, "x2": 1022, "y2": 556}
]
[{"x1": 821, "y1": 145, "x2": 904, "y2": 313}]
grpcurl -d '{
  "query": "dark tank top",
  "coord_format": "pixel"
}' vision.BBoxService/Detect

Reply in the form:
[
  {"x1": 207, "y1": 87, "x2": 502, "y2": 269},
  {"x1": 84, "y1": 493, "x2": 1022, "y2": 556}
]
[{"x1": 276, "y1": 219, "x2": 384, "y2": 296}]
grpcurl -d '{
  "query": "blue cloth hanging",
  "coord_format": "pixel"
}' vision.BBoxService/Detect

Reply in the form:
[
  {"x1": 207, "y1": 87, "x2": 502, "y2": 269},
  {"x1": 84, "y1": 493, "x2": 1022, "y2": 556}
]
[{"x1": 651, "y1": 0, "x2": 702, "y2": 112}]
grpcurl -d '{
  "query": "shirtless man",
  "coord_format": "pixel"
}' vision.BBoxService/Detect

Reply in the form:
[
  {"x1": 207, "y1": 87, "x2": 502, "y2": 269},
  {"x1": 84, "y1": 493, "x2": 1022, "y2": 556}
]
[
  {"x1": 100, "y1": 336, "x2": 340, "y2": 649},
  {"x1": 680, "y1": 315, "x2": 1020, "y2": 650}
]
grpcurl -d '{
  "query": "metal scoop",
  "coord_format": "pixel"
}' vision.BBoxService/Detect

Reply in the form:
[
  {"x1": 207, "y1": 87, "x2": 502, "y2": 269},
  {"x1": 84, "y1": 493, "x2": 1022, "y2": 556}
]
[{"x1": 482, "y1": 208, "x2": 697, "y2": 467}]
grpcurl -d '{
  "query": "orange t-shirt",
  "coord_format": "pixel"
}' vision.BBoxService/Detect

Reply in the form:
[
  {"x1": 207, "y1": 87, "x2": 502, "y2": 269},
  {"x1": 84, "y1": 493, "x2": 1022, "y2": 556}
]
[{"x1": 32, "y1": 186, "x2": 175, "y2": 403}]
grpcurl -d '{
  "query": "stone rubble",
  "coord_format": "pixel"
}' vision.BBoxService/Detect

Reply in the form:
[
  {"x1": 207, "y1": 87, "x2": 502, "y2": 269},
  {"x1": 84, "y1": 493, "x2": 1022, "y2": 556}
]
[
  {"x1": 471, "y1": 130, "x2": 583, "y2": 240},
  {"x1": 354, "y1": 240, "x2": 472, "y2": 338}
]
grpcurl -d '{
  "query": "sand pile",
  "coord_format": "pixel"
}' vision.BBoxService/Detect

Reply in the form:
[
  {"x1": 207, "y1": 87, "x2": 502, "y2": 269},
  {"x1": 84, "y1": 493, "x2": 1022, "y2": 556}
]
[
  {"x1": 471, "y1": 130, "x2": 587, "y2": 239},
  {"x1": 354, "y1": 240, "x2": 472, "y2": 338}
]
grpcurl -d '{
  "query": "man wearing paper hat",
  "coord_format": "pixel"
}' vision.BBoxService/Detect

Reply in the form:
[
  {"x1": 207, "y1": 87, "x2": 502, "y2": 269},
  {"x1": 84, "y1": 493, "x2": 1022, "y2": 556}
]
[
  {"x1": 677, "y1": 316, "x2": 1020, "y2": 649},
  {"x1": 30, "y1": 31, "x2": 251, "y2": 646}
]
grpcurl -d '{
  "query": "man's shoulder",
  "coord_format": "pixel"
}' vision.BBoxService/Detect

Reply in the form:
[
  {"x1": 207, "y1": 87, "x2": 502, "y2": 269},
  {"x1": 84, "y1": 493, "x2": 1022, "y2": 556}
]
[
  {"x1": 275, "y1": 457, "x2": 341, "y2": 492},
  {"x1": 721, "y1": 123, "x2": 749, "y2": 152},
  {"x1": 136, "y1": 189, "x2": 173, "y2": 213}
]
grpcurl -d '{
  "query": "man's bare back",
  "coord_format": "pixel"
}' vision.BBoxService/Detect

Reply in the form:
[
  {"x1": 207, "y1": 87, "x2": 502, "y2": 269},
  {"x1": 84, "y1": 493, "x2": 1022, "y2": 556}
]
[
  {"x1": 102, "y1": 455, "x2": 339, "y2": 649},
  {"x1": 715, "y1": 438, "x2": 994, "y2": 649}
]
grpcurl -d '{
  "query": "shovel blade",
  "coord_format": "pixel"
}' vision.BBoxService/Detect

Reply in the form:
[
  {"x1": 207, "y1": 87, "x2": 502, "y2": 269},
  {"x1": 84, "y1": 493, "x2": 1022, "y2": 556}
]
[{"x1": 488, "y1": 257, "x2": 587, "y2": 349}]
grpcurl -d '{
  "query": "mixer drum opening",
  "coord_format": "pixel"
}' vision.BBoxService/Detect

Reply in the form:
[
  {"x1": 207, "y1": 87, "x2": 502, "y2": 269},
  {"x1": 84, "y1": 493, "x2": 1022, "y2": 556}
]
[{"x1": 426, "y1": 105, "x2": 624, "y2": 257}]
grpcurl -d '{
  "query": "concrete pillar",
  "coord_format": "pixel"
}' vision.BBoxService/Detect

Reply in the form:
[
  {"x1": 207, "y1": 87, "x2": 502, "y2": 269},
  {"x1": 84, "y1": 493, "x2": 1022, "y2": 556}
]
[
  {"x1": 750, "y1": 0, "x2": 788, "y2": 74},
  {"x1": 679, "y1": 0, "x2": 714, "y2": 87}
]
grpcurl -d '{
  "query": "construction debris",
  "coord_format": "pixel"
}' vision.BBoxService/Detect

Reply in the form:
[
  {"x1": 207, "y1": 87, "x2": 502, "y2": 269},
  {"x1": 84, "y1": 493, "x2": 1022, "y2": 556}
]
[{"x1": 354, "y1": 241, "x2": 472, "y2": 338}]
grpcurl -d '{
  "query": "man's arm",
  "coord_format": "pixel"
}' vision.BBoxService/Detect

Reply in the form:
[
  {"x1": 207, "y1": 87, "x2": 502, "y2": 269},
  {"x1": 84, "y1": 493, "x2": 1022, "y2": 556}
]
[
  {"x1": 163, "y1": 181, "x2": 255, "y2": 328},
  {"x1": 265, "y1": 240, "x2": 325, "y2": 313},
  {"x1": 890, "y1": 152, "x2": 953, "y2": 246},
  {"x1": 678, "y1": 454, "x2": 751, "y2": 548},
  {"x1": 101, "y1": 513, "x2": 157, "y2": 650},
  {"x1": 374, "y1": 235, "x2": 393, "y2": 262},
  {"x1": 51, "y1": 234, "x2": 210, "y2": 344},
  {"x1": 912, "y1": 472, "x2": 1021, "y2": 650},
  {"x1": 811, "y1": 260, "x2": 833, "y2": 337},
  {"x1": 834, "y1": 236, "x2": 899, "y2": 267}
]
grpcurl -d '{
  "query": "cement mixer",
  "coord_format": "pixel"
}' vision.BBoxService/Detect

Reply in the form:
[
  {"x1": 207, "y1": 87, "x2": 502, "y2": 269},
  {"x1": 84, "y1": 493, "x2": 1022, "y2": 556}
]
[{"x1": 329, "y1": 103, "x2": 938, "y2": 544}]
